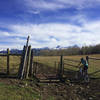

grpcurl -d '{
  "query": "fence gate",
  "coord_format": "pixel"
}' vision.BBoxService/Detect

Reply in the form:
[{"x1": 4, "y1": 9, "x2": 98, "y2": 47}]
[
  {"x1": 33, "y1": 56, "x2": 64, "y2": 82},
  {"x1": 63, "y1": 56, "x2": 100, "y2": 80}
]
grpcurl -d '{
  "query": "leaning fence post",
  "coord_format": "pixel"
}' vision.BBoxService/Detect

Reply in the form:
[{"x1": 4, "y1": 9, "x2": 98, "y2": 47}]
[
  {"x1": 21, "y1": 36, "x2": 30, "y2": 79},
  {"x1": 7, "y1": 48, "x2": 10, "y2": 75}
]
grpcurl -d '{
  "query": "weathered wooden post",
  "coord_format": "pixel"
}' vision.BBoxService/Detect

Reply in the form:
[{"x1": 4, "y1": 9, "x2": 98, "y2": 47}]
[
  {"x1": 18, "y1": 45, "x2": 26, "y2": 78},
  {"x1": 34, "y1": 62, "x2": 38, "y2": 76},
  {"x1": 60, "y1": 55, "x2": 63, "y2": 75},
  {"x1": 63, "y1": 63, "x2": 64, "y2": 75},
  {"x1": 57, "y1": 62, "x2": 60, "y2": 77},
  {"x1": 25, "y1": 45, "x2": 31, "y2": 79},
  {"x1": 86, "y1": 56, "x2": 89, "y2": 64},
  {"x1": 7, "y1": 48, "x2": 10, "y2": 75},
  {"x1": 29, "y1": 49, "x2": 33, "y2": 76},
  {"x1": 59, "y1": 55, "x2": 63, "y2": 81},
  {"x1": 54, "y1": 61, "x2": 57, "y2": 73},
  {"x1": 33, "y1": 62, "x2": 36, "y2": 76},
  {"x1": 18, "y1": 36, "x2": 30, "y2": 79},
  {"x1": 21, "y1": 36, "x2": 30, "y2": 79}
]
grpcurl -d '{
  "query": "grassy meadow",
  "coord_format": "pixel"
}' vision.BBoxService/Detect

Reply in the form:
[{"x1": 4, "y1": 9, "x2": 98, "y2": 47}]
[
  {"x1": 0, "y1": 56, "x2": 21, "y2": 74},
  {"x1": 0, "y1": 54, "x2": 100, "y2": 77},
  {"x1": 34, "y1": 55, "x2": 100, "y2": 78},
  {"x1": 0, "y1": 81, "x2": 40, "y2": 100},
  {"x1": 0, "y1": 55, "x2": 100, "y2": 100},
  {"x1": 0, "y1": 56, "x2": 41, "y2": 100}
]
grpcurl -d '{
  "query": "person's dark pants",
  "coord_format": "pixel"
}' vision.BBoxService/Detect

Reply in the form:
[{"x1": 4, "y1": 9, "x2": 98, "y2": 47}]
[{"x1": 83, "y1": 66, "x2": 88, "y2": 75}]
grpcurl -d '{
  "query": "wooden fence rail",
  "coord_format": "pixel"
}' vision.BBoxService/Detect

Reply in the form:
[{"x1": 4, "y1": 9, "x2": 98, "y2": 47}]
[
  {"x1": 89, "y1": 57, "x2": 100, "y2": 60},
  {"x1": 64, "y1": 58, "x2": 80, "y2": 63},
  {"x1": 0, "y1": 54, "x2": 7, "y2": 56},
  {"x1": 0, "y1": 53, "x2": 22, "y2": 56},
  {"x1": 64, "y1": 63, "x2": 78, "y2": 68}
]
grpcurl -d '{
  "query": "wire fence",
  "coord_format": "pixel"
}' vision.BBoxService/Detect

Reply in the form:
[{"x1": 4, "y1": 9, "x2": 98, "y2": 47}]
[
  {"x1": 0, "y1": 51, "x2": 21, "y2": 76},
  {"x1": 63, "y1": 55, "x2": 100, "y2": 79}
]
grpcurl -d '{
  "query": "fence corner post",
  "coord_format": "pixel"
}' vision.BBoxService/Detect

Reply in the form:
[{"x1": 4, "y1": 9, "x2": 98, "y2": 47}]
[
  {"x1": 7, "y1": 48, "x2": 10, "y2": 75},
  {"x1": 59, "y1": 55, "x2": 63, "y2": 81},
  {"x1": 86, "y1": 56, "x2": 89, "y2": 64},
  {"x1": 29, "y1": 49, "x2": 33, "y2": 76},
  {"x1": 25, "y1": 45, "x2": 31, "y2": 79}
]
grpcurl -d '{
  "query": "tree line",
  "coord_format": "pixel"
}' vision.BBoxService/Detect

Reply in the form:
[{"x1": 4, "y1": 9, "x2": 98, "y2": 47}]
[{"x1": 33, "y1": 44, "x2": 100, "y2": 56}]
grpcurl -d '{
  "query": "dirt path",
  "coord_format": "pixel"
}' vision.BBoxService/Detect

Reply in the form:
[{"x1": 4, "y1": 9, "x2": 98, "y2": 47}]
[
  {"x1": 0, "y1": 77, "x2": 99, "y2": 100},
  {"x1": 37, "y1": 79, "x2": 100, "y2": 100},
  {"x1": 33, "y1": 63, "x2": 100, "y2": 100}
]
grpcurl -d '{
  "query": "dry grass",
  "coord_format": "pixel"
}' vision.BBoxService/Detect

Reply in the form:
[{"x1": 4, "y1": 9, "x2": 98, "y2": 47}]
[
  {"x1": 0, "y1": 56, "x2": 21, "y2": 74},
  {"x1": 34, "y1": 54, "x2": 100, "y2": 78},
  {"x1": 0, "y1": 54, "x2": 100, "y2": 78}
]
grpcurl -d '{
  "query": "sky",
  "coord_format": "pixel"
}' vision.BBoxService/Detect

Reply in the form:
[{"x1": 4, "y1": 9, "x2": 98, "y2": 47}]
[{"x1": 0, "y1": 0, "x2": 100, "y2": 49}]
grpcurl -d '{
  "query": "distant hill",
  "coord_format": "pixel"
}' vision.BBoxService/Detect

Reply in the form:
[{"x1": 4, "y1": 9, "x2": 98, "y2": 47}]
[
  {"x1": 0, "y1": 49, "x2": 22, "y2": 54},
  {"x1": 0, "y1": 44, "x2": 100, "y2": 56}
]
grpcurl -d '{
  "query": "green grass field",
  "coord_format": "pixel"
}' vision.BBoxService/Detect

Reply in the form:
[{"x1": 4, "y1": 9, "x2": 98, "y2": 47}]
[{"x1": 0, "y1": 81, "x2": 40, "y2": 100}]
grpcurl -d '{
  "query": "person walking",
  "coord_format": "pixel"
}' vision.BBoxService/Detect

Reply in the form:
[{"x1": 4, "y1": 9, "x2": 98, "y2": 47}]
[{"x1": 77, "y1": 57, "x2": 89, "y2": 82}]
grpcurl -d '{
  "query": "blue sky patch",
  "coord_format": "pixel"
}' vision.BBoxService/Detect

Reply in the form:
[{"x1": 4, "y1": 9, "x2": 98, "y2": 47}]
[{"x1": 0, "y1": 0, "x2": 100, "y2": 49}]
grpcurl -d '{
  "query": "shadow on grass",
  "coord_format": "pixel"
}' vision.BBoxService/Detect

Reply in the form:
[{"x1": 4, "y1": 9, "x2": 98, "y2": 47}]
[
  {"x1": 0, "y1": 68, "x2": 18, "y2": 79},
  {"x1": 0, "y1": 72, "x2": 18, "y2": 79}
]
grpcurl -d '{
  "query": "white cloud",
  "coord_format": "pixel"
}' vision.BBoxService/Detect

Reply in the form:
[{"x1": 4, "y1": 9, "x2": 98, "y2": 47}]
[
  {"x1": 21, "y1": 0, "x2": 100, "y2": 12},
  {"x1": 0, "y1": 31, "x2": 10, "y2": 37},
  {"x1": 23, "y1": 0, "x2": 65, "y2": 11},
  {"x1": 0, "y1": 19, "x2": 100, "y2": 49},
  {"x1": 1, "y1": 0, "x2": 100, "y2": 49}
]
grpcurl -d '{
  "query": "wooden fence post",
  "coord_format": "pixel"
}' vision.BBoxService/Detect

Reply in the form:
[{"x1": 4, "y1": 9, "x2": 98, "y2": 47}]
[
  {"x1": 59, "y1": 55, "x2": 63, "y2": 80},
  {"x1": 54, "y1": 61, "x2": 57, "y2": 73},
  {"x1": 18, "y1": 45, "x2": 25, "y2": 78},
  {"x1": 29, "y1": 49, "x2": 33, "y2": 76},
  {"x1": 25, "y1": 45, "x2": 31, "y2": 79},
  {"x1": 62, "y1": 62, "x2": 64, "y2": 75},
  {"x1": 21, "y1": 36, "x2": 30, "y2": 79},
  {"x1": 18, "y1": 36, "x2": 30, "y2": 79},
  {"x1": 33, "y1": 62, "x2": 36, "y2": 76},
  {"x1": 57, "y1": 62, "x2": 60, "y2": 76},
  {"x1": 86, "y1": 56, "x2": 89, "y2": 64},
  {"x1": 7, "y1": 48, "x2": 10, "y2": 75},
  {"x1": 34, "y1": 62, "x2": 37, "y2": 76}
]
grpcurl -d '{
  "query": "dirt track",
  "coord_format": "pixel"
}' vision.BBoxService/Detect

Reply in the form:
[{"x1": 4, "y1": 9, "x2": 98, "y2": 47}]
[{"x1": 32, "y1": 62, "x2": 100, "y2": 100}]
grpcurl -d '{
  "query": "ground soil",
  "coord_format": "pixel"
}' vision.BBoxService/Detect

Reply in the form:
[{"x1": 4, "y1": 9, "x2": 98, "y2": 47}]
[
  {"x1": 34, "y1": 63, "x2": 100, "y2": 100},
  {"x1": 0, "y1": 77, "x2": 99, "y2": 100}
]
